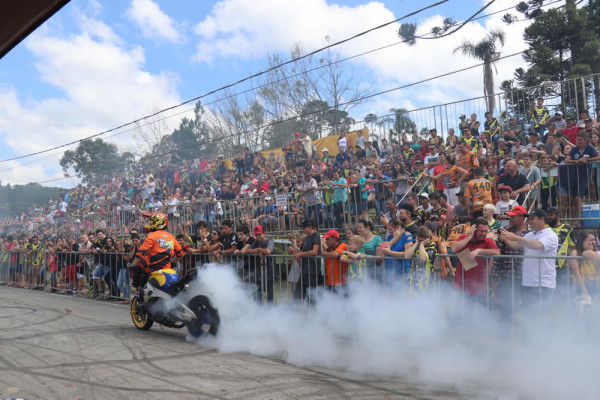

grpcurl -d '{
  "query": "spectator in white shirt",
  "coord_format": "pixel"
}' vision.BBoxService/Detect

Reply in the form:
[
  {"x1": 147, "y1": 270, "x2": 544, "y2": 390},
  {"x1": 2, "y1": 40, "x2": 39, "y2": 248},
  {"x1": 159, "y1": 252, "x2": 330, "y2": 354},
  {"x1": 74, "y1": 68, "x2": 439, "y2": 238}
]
[{"x1": 499, "y1": 208, "x2": 558, "y2": 320}]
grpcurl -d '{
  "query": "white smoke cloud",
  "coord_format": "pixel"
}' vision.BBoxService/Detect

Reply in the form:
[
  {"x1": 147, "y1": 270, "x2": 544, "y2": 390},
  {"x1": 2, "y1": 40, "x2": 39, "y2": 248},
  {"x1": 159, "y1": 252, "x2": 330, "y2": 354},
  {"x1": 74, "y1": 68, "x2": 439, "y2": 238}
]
[{"x1": 183, "y1": 265, "x2": 600, "y2": 400}]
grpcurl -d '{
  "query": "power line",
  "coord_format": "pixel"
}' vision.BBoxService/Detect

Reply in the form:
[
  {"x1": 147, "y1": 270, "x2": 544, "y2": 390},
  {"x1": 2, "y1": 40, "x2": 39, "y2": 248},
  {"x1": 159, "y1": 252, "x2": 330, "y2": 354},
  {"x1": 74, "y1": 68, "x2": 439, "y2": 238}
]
[
  {"x1": 414, "y1": 0, "x2": 497, "y2": 40},
  {"x1": 18, "y1": 29, "x2": 586, "y2": 186},
  {"x1": 0, "y1": 0, "x2": 448, "y2": 164},
  {"x1": 1, "y1": 0, "x2": 548, "y2": 172}
]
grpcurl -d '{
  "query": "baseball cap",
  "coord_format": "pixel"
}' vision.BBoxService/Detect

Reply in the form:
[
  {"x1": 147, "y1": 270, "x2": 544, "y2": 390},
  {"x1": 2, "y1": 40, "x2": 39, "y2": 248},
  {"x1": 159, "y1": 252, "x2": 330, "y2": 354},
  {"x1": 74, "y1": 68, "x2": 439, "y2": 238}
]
[
  {"x1": 295, "y1": 132, "x2": 300, "y2": 136},
  {"x1": 323, "y1": 229, "x2": 340, "y2": 239},
  {"x1": 566, "y1": 116, "x2": 573, "y2": 121},
  {"x1": 253, "y1": 225, "x2": 264, "y2": 235},
  {"x1": 529, "y1": 208, "x2": 547, "y2": 218},
  {"x1": 547, "y1": 207, "x2": 560, "y2": 215},
  {"x1": 497, "y1": 185, "x2": 513, "y2": 192},
  {"x1": 578, "y1": 122, "x2": 586, "y2": 128},
  {"x1": 418, "y1": 193, "x2": 429, "y2": 199},
  {"x1": 505, "y1": 205, "x2": 528, "y2": 216},
  {"x1": 459, "y1": 114, "x2": 466, "y2": 119},
  {"x1": 555, "y1": 112, "x2": 562, "y2": 116},
  {"x1": 399, "y1": 203, "x2": 415, "y2": 214},
  {"x1": 300, "y1": 218, "x2": 318, "y2": 228},
  {"x1": 322, "y1": 148, "x2": 329, "y2": 153}
]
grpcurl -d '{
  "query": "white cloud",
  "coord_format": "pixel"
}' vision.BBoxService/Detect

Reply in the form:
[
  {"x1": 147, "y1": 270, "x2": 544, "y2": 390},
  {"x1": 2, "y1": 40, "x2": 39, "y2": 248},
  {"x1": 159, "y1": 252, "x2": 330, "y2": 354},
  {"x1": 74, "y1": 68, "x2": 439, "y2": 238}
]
[
  {"x1": 192, "y1": 0, "x2": 530, "y2": 124},
  {"x1": 126, "y1": 0, "x2": 181, "y2": 43},
  {"x1": 0, "y1": 15, "x2": 181, "y2": 186}
]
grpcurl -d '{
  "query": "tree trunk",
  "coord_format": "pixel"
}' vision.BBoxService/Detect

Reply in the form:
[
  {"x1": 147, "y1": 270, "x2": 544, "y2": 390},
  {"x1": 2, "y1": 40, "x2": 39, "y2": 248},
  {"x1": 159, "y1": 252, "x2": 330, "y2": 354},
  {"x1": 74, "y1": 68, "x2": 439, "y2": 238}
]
[{"x1": 484, "y1": 62, "x2": 495, "y2": 113}]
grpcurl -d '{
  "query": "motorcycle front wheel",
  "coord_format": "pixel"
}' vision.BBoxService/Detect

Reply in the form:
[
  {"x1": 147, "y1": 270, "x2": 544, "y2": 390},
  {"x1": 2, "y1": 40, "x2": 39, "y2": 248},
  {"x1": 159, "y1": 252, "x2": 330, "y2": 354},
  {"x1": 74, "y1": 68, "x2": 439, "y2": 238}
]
[
  {"x1": 131, "y1": 296, "x2": 154, "y2": 330},
  {"x1": 186, "y1": 295, "x2": 220, "y2": 338}
]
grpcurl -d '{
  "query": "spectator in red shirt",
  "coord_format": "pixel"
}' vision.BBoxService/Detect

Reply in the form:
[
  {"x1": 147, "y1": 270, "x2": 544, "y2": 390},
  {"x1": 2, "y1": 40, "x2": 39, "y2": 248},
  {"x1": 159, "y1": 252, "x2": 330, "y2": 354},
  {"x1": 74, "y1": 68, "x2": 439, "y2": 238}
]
[
  {"x1": 562, "y1": 116, "x2": 579, "y2": 144},
  {"x1": 451, "y1": 217, "x2": 500, "y2": 302}
]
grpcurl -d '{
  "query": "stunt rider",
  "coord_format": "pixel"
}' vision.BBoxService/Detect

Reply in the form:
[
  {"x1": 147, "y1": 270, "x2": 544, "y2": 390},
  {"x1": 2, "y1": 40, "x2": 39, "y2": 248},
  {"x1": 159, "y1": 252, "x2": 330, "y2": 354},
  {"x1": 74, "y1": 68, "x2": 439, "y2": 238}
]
[{"x1": 129, "y1": 213, "x2": 184, "y2": 292}]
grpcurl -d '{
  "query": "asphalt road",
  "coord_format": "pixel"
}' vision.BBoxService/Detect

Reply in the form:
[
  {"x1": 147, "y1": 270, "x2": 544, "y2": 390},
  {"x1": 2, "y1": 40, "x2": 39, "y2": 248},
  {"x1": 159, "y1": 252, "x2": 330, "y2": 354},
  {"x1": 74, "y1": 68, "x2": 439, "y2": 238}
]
[{"x1": 0, "y1": 287, "x2": 477, "y2": 400}]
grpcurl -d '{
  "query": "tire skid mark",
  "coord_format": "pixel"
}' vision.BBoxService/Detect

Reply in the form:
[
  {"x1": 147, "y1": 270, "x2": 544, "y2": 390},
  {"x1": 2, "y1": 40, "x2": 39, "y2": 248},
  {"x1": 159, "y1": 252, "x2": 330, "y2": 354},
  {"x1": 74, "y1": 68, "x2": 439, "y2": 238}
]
[
  {"x1": 0, "y1": 348, "x2": 217, "y2": 372},
  {"x1": 0, "y1": 306, "x2": 37, "y2": 318},
  {"x1": 0, "y1": 308, "x2": 67, "y2": 332},
  {"x1": 265, "y1": 357, "x2": 454, "y2": 400},
  {"x1": 1, "y1": 367, "x2": 224, "y2": 398},
  {"x1": 2, "y1": 341, "x2": 63, "y2": 399},
  {"x1": 66, "y1": 308, "x2": 99, "y2": 400},
  {"x1": 2, "y1": 324, "x2": 123, "y2": 340}
]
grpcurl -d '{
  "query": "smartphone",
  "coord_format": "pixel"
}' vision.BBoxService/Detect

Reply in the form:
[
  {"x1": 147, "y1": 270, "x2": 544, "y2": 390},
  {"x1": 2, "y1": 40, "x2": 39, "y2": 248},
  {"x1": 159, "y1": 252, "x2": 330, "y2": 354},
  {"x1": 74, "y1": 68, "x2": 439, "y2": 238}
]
[{"x1": 379, "y1": 242, "x2": 389, "y2": 249}]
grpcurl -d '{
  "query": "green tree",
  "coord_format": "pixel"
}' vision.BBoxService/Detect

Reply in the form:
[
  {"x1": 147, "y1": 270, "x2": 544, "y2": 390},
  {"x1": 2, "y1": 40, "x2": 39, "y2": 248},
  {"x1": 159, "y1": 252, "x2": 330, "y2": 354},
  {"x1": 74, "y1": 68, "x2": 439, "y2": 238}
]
[
  {"x1": 256, "y1": 41, "x2": 369, "y2": 139},
  {"x1": 364, "y1": 113, "x2": 378, "y2": 137},
  {"x1": 390, "y1": 108, "x2": 417, "y2": 136},
  {"x1": 0, "y1": 182, "x2": 61, "y2": 218},
  {"x1": 502, "y1": 0, "x2": 600, "y2": 114},
  {"x1": 454, "y1": 29, "x2": 506, "y2": 113},
  {"x1": 144, "y1": 101, "x2": 213, "y2": 163},
  {"x1": 59, "y1": 138, "x2": 125, "y2": 185}
]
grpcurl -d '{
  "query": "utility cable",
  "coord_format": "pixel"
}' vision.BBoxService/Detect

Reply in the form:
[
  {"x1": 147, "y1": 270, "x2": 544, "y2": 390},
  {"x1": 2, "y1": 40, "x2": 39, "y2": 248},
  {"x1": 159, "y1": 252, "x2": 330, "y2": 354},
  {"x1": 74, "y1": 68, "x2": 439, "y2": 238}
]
[
  {"x1": 1, "y1": 0, "x2": 554, "y2": 172},
  {"x1": 18, "y1": 29, "x2": 586, "y2": 186},
  {"x1": 0, "y1": 0, "x2": 448, "y2": 163}
]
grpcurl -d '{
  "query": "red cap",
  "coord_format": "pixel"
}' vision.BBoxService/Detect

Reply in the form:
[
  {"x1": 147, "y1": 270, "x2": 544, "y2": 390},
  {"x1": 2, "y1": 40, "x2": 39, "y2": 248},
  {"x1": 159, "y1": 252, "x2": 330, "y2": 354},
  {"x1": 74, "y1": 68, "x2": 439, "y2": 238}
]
[
  {"x1": 505, "y1": 205, "x2": 528, "y2": 216},
  {"x1": 295, "y1": 132, "x2": 300, "y2": 136},
  {"x1": 323, "y1": 229, "x2": 340, "y2": 239},
  {"x1": 253, "y1": 225, "x2": 264, "y2": 235},
  {"x1": 498, "y1": 185, "x2": 513, "y2": 192}
]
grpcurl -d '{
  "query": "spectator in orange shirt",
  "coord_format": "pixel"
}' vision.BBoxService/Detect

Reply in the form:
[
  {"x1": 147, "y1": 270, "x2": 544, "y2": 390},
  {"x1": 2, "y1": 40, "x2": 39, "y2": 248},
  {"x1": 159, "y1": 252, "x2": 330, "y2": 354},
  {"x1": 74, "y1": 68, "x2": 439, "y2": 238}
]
[
  {"x1": 464, "y1": 167, "x2": 493, "y2": 219},
  {"x1": 456, "y1": 139, "x2": 480, "y2": 181},
  {"x1": 321, "y1": 229, "x2": 349, "y2": 293}
]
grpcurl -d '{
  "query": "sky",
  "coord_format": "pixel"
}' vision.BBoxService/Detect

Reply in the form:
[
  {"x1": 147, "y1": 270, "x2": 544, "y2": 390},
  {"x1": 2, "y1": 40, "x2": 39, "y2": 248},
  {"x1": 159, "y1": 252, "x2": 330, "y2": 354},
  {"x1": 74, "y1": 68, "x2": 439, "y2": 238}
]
[{"x1": 0, "y1": 0, "x2": 543, "y2": 187}]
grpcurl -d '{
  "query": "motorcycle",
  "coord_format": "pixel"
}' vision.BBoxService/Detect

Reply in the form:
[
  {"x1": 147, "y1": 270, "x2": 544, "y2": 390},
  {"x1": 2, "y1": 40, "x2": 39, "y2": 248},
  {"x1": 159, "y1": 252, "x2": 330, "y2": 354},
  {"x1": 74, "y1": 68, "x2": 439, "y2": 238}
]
[{"x1": 130, "y1": 268, "x2": 220, "y2": 338}]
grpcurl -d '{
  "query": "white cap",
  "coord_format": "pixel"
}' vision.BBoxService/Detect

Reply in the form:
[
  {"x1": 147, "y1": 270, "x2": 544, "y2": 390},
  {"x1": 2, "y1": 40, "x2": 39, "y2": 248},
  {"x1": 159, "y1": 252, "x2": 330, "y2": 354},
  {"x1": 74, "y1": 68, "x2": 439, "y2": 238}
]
[
  {"x1": 322, "y1": 148, "x2": 329, "y2": 152},
  {"x1": 418, "y1": 193, "x2": 429, "y2": 199}
]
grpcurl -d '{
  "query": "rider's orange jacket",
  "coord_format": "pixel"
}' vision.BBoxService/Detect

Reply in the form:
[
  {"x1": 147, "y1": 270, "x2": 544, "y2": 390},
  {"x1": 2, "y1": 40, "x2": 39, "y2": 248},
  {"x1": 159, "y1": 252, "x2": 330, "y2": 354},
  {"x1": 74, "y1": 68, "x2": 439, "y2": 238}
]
[{"x1": 136, "y1": 230, "x2": 183, "y2": 272}]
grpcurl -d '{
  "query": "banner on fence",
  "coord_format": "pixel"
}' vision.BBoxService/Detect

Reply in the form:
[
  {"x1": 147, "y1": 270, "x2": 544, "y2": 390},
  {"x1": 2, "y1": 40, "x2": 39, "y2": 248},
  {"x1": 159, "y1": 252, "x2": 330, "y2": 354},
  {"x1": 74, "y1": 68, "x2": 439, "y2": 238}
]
[{"x1": 225, "y1": 128, "x2": 369, "y2": 169}]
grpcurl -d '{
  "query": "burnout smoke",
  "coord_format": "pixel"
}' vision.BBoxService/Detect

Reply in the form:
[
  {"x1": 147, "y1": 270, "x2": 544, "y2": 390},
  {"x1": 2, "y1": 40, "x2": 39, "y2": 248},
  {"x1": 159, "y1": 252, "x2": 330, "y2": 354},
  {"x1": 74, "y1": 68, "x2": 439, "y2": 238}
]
[{"x1": 182, "y1": 265, "x2": 600, "y2": 400}]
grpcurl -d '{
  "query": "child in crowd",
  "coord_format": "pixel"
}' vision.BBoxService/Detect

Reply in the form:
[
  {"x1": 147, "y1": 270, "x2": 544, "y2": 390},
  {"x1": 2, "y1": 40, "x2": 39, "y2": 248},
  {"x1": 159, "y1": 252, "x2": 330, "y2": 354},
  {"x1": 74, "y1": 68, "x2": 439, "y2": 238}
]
[
  {"x1": 286, "y1": 232, "x2": 304, "y2": 298},
  {"x1": 495, "y1": 186, "x2": 516, "y2": 228},
  {"x1": 342, "y1": 235, "x2": 366, "y2": 279}
]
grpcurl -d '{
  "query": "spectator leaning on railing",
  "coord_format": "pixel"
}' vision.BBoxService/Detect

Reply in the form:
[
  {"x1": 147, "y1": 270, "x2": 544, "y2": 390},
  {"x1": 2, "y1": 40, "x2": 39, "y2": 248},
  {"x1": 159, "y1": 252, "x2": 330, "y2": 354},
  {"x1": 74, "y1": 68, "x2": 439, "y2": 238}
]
[
  {"x1": 291, "y1": 218, "x2": 321, "y2": 300},
  {"x1": 492, "y1": 205, "x2": 530, "y2": 325},
  {"x1": 451, "y1": 217, "x2": 500, "y2": 304},
  {"x1": 499, "y1": 208, "x2": 558, "y2": 320}
]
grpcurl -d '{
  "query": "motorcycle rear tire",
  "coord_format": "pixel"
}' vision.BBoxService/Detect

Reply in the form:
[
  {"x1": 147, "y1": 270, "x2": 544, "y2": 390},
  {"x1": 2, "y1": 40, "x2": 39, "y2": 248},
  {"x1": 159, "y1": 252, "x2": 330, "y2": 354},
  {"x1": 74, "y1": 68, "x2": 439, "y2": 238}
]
[
  {"x1": 187, "y1": 295, "x2": 219, "y2": 338},
  {"x1": 131, "y1": 297, "x2": 154, "y2": 330}
]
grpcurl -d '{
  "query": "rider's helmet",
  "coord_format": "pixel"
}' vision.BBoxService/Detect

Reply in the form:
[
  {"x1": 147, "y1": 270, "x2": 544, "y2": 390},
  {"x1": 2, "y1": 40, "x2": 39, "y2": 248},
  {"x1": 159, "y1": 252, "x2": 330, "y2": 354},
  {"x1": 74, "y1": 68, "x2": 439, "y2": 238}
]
[{"x1": 143, "y1": 212, "x2": 169, "y2": 232}]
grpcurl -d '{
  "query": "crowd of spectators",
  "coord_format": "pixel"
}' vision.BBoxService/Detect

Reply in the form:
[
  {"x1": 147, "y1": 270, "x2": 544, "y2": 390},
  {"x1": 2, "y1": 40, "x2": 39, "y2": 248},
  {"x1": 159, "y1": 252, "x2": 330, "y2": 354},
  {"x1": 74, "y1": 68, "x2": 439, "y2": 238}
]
[
  {"x1": 2, "y1": 102, "x2": 600, "y2": 316},
  {"x1": 2, "y1": 102, "x2": 600, "y2": 241}
]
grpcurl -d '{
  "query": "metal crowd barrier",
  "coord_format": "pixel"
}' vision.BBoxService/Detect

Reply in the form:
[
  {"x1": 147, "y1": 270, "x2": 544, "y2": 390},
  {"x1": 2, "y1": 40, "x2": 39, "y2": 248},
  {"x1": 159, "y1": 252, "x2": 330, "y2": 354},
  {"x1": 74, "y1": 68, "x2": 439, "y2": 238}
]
[
  {"x1": 0, "y1": 249, "x2": 133, "y2": 301},
  {"x1": 1, "y1": 249, "x2": 598, "y2": 326}
]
